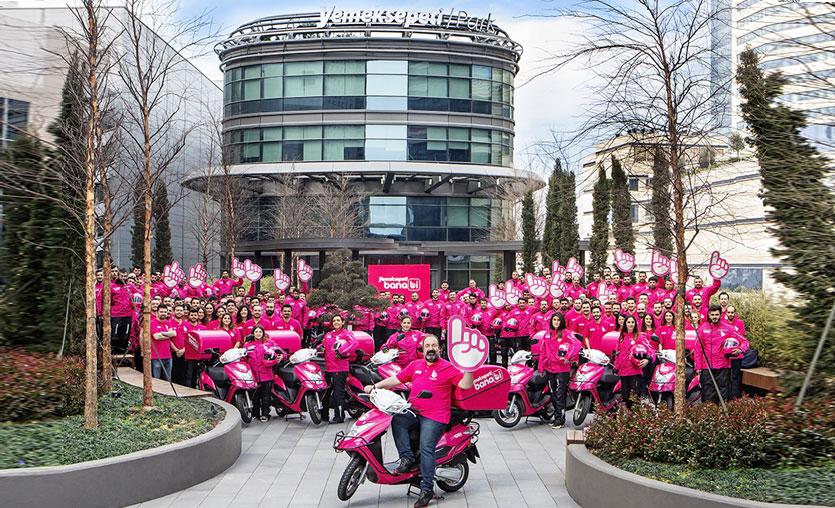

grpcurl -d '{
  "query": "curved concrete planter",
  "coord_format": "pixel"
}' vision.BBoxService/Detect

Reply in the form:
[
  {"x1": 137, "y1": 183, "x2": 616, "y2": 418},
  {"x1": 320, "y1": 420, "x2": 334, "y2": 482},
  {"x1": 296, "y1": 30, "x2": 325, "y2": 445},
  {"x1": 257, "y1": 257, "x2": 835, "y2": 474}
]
[
  {"x1": 0, "y1": 398, "x2": 241, "y2": 508},
  {"x1": 566, "y1": 444, "x2": 825, "y2": 508}
]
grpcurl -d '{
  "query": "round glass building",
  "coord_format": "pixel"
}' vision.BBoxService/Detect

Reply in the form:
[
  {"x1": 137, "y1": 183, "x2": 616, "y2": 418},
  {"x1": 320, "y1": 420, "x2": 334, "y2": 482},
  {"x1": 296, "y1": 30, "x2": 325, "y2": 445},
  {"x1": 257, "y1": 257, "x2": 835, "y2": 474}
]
[{"x1": 188, "y1": 10, "x2": 542, "y2": 287}]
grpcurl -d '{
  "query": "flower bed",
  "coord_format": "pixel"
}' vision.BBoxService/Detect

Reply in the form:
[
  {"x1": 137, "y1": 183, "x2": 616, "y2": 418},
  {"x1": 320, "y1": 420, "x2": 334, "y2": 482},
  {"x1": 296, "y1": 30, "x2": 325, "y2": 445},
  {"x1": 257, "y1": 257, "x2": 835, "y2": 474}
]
[
  {"x1": 0, "y1": 380, "x2": 224, "y2": 469},
  {"x1": 583, "y1": 397, "x2": 835, "y2": 506}
]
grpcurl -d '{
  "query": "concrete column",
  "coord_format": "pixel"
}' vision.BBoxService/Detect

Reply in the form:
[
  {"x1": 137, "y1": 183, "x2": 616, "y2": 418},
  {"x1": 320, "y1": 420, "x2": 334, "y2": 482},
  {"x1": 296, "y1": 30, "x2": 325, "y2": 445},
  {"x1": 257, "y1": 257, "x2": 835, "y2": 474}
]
[
  {"x1": 318, "y1": 250, "x2": 327, "y2": 285},
  {"x1": 437, "y1": 251, "x2": 446, "y2": 287},
  {"x1": 503, "y1": 250, "x2": 515, "y2": 282},
  {"x1": 283, "y1": 249, "x2": 292, "y2": 275}
]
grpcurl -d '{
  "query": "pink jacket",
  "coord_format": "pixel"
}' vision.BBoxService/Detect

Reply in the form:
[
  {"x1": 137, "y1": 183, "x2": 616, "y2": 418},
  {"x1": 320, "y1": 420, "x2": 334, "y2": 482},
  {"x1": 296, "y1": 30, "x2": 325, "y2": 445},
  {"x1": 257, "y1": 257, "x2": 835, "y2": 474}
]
[
  {"x1": 565, "y1": 283, "x2": 586, "y2": 301},
  {"x1": 723, "y1": 316, "x2": 747, "y2": 337},
  {"x1": 538, "y1": 329, "x2": 581, "y2": 373},
  {"x1": 384, "y1": 329, "x2": 424, "y2": 367},
  {"x1": 421, "y1": 299, "x2": 444, "y2": 328},
  {"x1": 529, "y1": 310, "x2": 554, "y2": 334},
  {"x1": 247, "y1": 341, "x2": 280, "y2": 382},
  {"x1": 614, "y1": 332, "x2": 655, "y2": 377},
  {"x1": 110, "y1": 283, "x2": 133, "y2": 318},
  {"x1": 686, "y1": 279, "x2": 721, "y2": 305},
  {"x1": 499, "y1": 307, "x2": 532, "y2": 338},
  {"x1": 694, "y1": 321, "x2": 749, "y2": 370},
  {"x1": 322, "y1": 328, "x2": 358, "y2": 372},
  {"x1": 404, "y1": 301, "x2": 424, "y2": 322}
]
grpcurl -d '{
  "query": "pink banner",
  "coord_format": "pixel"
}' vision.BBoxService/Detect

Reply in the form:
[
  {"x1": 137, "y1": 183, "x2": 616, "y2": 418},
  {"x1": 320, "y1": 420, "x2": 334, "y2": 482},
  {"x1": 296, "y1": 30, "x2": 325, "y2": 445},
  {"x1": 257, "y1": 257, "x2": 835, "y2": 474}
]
[{"x1": 367, "y1": 264, "x2": 431, "y2": 300}]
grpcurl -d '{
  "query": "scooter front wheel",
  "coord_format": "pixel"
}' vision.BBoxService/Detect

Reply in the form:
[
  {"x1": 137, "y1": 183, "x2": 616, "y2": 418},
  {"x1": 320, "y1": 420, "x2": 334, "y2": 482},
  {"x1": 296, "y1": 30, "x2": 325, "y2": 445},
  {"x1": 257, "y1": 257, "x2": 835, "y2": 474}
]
[
  {"x1": 234, "y1": 392, "x2": 252, "y2": 425},
  {"x1": 573, "y1": 392, "x2": 592, "y2": 426},
  {"x1": 337, "y1": 454, "x2": 366, "y2": 501},
  {"x1": 493, "y1": 396, "x2": 523, "y2": 428},
  {"x1": 305, "y1": 392, "x2": 322, "y2": 425}
]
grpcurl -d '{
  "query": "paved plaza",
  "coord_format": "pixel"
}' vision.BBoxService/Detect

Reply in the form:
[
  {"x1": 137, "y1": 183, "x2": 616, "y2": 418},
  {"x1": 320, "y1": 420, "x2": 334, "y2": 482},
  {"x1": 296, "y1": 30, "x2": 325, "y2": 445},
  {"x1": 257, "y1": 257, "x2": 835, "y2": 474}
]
[{"x1": 133, "y1": 413, "x2": 583, "y2": 508}]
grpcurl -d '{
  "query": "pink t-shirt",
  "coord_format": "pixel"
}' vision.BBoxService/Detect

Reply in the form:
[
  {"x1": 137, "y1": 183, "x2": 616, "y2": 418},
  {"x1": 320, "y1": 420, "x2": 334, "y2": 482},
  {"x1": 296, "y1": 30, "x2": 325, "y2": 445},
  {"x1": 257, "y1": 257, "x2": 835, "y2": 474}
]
[
  {"x1": 397, "y1": 358, "x2": 463, "y2": 424},
  {"x1": 150, "y1": 317, "x2": 172, "y2": 360}
]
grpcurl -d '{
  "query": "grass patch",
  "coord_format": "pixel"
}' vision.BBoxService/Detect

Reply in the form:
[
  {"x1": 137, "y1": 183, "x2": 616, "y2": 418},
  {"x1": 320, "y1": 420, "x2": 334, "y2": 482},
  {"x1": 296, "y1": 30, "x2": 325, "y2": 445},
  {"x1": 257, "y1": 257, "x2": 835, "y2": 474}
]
[
  {"x1": 608, "y1": 457, "x2": 835, "y2": 506},
  {"x1": 0, "y1": 381, "x2": 224, "y2": 469}
]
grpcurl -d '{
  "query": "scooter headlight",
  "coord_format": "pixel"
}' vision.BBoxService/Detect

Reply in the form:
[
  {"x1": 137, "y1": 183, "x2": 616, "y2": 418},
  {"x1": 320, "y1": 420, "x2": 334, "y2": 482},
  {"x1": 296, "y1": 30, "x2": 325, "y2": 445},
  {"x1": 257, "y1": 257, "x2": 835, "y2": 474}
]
[
  {"x1": 654, "y1": 372, "x2": 675, "y2": 383},
  {"x1": 573, "y1": 372, "x2": 590, "y2": 384},
  {"x1": 346, "y1": 420, "x2": 369, "y2": 437}
]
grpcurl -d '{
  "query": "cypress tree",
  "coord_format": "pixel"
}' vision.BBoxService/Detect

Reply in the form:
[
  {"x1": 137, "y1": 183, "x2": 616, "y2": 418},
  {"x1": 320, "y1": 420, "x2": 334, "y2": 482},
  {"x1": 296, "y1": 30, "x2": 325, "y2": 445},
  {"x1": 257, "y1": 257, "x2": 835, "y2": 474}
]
[
  {"x1": 650, "y1": 147, "x2": 673, "y2": 255},
  {"x1": 737, "y1": 48, "x2": 835, "y2": 370},
  {"x1": 0, "y1": 136, "x2": 53, "y2": 349},
  {"x1": 542, "y1": 161, "x2": 563, "y2": 264},
  {"x1": 589, "y1": 165, "x2": 610, "y2": 274},
  {"x1": 44, "y1": 53, "x2": 86, "y2": 353},
  {"x1": 610, "y1": 155, "x2": 635, "y2": 253},
  {"x1": 521, "y1": 190, "x2": 538, "y2": 273},
  {"x1": 152, "y1": 180, "x2": 173, "y2": 272},
  {"x1": 130, "y1": 178, "x2": 146, "y2": 269},
  {"x1": 558, "y1": 171, "x2": 579, "y2": 264}
]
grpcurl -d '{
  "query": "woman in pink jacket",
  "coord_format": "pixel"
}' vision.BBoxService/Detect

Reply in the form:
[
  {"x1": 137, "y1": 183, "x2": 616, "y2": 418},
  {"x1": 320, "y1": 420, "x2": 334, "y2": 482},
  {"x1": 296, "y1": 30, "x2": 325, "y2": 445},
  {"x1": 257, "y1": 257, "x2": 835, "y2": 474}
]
[
  {"x1": 538, "y1": 313, "x2": 582, "y2": 428},
  {"x1": 248, "y1": 326, "x2": 281, "y2": 422},
  {"x1": 321, "y1": 315, "x2": 358, "y2": 424},
  {"x1": 657, "y1": 310, "x2": 676, "y2": 350},
  {"x1": 383, "y1": 316, "x2": 424, "y2": 367},
  {"x1": 614, "y1": 315, "x2": 654, "y2": 409}
]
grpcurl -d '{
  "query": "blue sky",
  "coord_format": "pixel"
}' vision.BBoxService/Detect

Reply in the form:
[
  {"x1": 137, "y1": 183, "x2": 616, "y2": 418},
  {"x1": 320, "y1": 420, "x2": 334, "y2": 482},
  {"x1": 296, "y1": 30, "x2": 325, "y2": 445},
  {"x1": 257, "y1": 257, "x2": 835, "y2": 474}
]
[{"x1": 179, "y1": 0, "x2": 592, "y2": 176}]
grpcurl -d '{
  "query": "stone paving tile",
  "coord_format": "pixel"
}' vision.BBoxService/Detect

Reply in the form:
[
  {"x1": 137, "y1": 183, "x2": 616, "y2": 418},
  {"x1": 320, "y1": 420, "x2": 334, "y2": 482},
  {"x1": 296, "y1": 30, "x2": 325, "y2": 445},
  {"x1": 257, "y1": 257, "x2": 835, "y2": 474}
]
[{"x1": 139, "y1": 408, "x2": 586, "y2": 508}]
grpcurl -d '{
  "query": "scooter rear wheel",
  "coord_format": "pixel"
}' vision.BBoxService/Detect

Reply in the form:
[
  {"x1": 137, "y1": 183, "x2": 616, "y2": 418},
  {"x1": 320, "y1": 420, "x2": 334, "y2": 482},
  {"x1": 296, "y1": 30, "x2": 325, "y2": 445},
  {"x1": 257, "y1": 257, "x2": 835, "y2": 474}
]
[
  {"x1": 573, "y1": 392, "x2": 592, "y2": 426},
  {"x1": 337, "y1": 454, "x2": 366, "y2": 501},
  {"x1": 436, "y1": 460, "x2": 469, "y2": 492}
]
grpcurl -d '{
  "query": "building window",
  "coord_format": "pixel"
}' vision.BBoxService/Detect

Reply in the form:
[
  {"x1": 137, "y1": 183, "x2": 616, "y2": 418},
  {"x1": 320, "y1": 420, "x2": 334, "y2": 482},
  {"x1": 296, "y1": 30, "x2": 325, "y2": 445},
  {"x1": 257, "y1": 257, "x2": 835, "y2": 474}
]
[
  {"x1": 362, "y1": 196, "x2": 496, "y2": 243},
  {"x1": 223, "y1": 59, "x2": 514, "y2": 119},
  {"x1": 721, "y1": 268, "x2": 763, "y2": 290},
  {"x1": 630, "y1": 204, "x2": 639, "y2": 222},
  {"x1": 1, "y1": 97, "x2": 30, "y2": 148},
  {"x1": 628, "y1": 177, "x2": 639, "y2": 191}
]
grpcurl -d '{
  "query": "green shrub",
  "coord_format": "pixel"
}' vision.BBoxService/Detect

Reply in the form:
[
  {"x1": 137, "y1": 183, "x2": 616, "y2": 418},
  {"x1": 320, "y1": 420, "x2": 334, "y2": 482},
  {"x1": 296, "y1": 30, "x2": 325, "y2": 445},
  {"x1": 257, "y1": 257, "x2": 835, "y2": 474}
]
[
  {"x1": 0, "y1": 348, "x2": 87, "y2": 422},
  {"x1": 717, "y1": 290, "x2": 808, "y2": 371},
  {"x1": 586, "y1": 397, "x2": 835, "y2": 469}
]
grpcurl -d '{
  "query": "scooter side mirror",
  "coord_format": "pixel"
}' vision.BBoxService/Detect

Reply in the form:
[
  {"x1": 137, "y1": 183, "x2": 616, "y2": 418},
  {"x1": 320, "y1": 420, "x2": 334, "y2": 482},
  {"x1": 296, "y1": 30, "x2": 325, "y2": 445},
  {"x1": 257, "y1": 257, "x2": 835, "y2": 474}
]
[
  {"x1": 574, "y1": 333, "x2": 584, "y2": 342},
  {"x1": 417, "y1": 390, "x2": 433, "y2": 399},
  {"x1": 650, "y1": 335, "x2": 660, "y2": 343}
]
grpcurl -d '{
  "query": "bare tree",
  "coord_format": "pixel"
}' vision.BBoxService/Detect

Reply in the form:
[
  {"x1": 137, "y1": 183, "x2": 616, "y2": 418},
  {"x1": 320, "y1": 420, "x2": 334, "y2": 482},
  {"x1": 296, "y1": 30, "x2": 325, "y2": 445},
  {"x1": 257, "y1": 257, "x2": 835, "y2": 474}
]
[
  {"x1": 311, "y1": 174, "x2": 366, "y2": 239},
  {"x1": 538, "y1": 0, "x2": 734, "y2": 415},
  {"x1": 116, "y1": 0, "x2": 214, "y2": 406}
]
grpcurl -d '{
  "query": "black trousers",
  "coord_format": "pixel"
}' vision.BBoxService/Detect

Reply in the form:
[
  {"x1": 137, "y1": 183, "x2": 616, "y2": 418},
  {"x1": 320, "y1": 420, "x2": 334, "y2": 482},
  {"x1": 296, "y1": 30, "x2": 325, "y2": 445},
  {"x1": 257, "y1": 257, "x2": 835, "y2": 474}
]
[
  {"x1": 546, "y1": 371, "x2": 570, "y2": 421},
  {"x1": 253, "y1": 380, "x2": 273, "y2": 419},
  {"x1": 498, "y1": 336, "x2": 521, "y2": 368},
  {"x1": 639, "y1": 360, "x2": 656, "y2": 397},
  {"x1": 185, "y1": 360, "x2": 200, "y2": 388},
  {"x1": 172, "y1": 354, "x2": 187, "y2": 386},
  {"x1": 325, "y1": 371, "x2": 348, "y2": 412},
  {"x1": 730, "y1": 358, "x2": 743, "y2": 400},
  {"x1": 111, "y1": 316, "x2": 132, "y2": 354},
  {"x1": 700, "y1": 368, "x2": 731, "y2": 404},
  {"x1": 620, "y1": 375, "x2": 642, "y2": 409},
  {"x1": 373, "y1": 326, "x2": 387, "y2": 350},
  {"x1": 488, "y1": 334, "x2": 498, "y2": 365}
]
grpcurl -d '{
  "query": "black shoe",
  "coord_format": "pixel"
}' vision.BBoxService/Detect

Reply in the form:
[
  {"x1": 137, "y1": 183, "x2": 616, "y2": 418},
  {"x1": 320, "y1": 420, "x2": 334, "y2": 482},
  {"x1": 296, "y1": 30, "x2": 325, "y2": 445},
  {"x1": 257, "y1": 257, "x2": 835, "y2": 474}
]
[
  {"x1": 394, "y1": 457, "x2": 417, "y2": 474},
  {"x1": 414, "y1": 489, "x2": 434, "y2": 508}
]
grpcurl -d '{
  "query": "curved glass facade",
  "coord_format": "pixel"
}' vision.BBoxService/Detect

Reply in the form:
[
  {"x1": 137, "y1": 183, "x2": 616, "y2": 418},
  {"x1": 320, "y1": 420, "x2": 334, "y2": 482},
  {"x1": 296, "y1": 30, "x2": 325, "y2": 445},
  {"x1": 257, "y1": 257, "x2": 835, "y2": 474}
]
[
  {"x1": 225, "y1": 124, "x2": 513, "y2": 166},
  {"x1": 244, "y1": 195, "x2": 498, "y2": 243},
  {"x1": 223, "y1": 60, "x2": 514, "y2": 119}
]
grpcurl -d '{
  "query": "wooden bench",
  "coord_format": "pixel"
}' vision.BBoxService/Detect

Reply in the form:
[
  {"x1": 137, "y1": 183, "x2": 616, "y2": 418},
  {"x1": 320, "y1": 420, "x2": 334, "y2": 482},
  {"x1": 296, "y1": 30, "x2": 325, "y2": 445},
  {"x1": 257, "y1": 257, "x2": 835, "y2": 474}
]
[
  {"x1": 111, "y1": 353, "x2": 134, "y2": 368},
  {"x1": 566, "y1": 430, "x2": 586, "y2": 445},
  {"x1": 742, "y1": 367, "x2": 782, "y2": 392}
]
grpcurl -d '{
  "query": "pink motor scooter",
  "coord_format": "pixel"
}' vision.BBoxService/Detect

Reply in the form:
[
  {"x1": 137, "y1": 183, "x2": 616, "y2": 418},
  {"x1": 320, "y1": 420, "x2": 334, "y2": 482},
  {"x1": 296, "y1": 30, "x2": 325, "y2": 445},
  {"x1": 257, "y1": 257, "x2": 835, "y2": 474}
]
[
  {"x1": 333, "y1": 365, "x2": 510, "y2": 502},
  {"x1": 649, "y1": 331, "x2": 701, "y2": 410},
  {"x1": 569, "y1": 331, "x2": 623, "y2": 426},
  {"x1": 345, "y1": 348, "x2": 411, "y2": 419},
  {"x1": 271, "y1": 345, "x2": 330, "y2": 425},
  {"x1": 197, "y1": 346, "x2": 259, "y2": 425},
  {"x1": 493, "y1": 350, "x2": 554, "y2": 428}
]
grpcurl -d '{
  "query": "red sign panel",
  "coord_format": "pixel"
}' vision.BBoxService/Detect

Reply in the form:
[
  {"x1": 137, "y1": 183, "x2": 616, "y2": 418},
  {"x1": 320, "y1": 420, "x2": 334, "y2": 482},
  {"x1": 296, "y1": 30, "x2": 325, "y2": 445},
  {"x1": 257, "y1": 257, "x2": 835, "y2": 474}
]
[{"x1": 367, "y1": 264, "x2": 431, "y2": 300}]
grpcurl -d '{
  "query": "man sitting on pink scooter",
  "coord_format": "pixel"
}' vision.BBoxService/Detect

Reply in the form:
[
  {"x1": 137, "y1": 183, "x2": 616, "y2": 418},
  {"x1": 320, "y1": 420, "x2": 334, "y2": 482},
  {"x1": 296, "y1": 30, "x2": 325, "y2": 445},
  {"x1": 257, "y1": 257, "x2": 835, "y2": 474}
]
[{"x1": 363, "y1": 335, "x2": 474, "y2": 508}]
